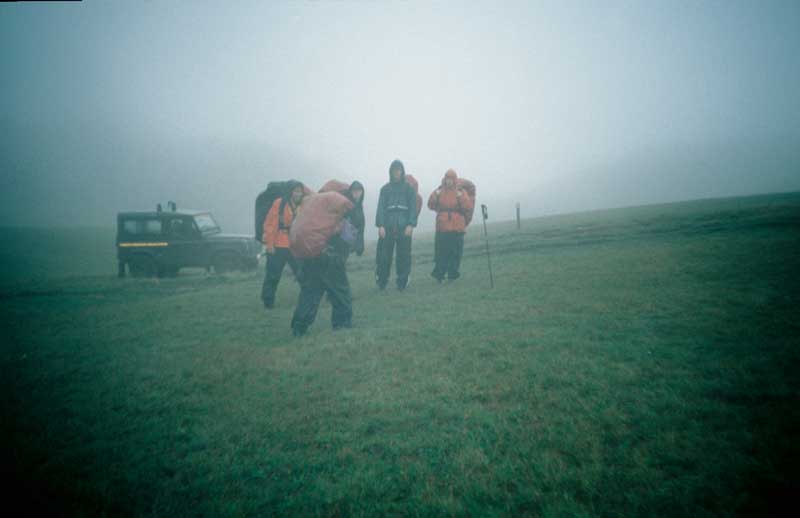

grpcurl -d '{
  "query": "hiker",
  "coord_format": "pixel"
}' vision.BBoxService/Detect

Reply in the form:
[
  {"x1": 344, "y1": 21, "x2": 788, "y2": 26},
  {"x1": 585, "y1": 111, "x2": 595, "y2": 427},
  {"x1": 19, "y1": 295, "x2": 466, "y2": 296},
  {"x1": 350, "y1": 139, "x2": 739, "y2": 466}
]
[
  {"x1": 428, "y1": 169, "x2": 475, "y2": 282},
  {"x1": 290, "y1": 183, "x2": 364, "y2": 336},
  {"x1": 261, "y1": 181, "x2": 306, "y2": 309},
  {"x1": 375, "y1": 159, "x2": 418, "y2": 290},
  {"x1": 319, "y1": 180, "x2": 365, "y2": 258},
  {"x1": 344, "y1": 181, "x2": 365, "y2": 258}
]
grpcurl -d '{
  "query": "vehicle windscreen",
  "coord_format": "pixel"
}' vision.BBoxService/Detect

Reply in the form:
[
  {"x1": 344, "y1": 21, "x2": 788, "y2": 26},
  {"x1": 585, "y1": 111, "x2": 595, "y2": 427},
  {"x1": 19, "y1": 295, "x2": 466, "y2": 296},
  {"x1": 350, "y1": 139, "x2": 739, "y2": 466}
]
[{"x1": 194, "y1": 213, "x2": 220, "y2": 234}]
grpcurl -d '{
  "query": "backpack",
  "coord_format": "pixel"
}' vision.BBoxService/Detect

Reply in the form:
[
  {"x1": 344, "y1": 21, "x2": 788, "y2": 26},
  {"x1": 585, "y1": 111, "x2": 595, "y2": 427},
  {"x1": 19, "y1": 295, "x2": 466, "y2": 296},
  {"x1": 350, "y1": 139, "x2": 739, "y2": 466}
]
[
  {"x1": 404, "y1": 174, "x2": 423, "y2": 217},
  {"x1": 289, "y1": 192, "x2": 355, "y2": 258},
  {"x1": 319, "y1": 179, "x2": 349, "y2": 193},
  {"x1": 254, "y1": 181, "x2": 301, "y2": 242},
  {"x1": 456, "y1": 178, "x2": 477, "y2": 226},
  {"x1": 320, "y1": 179, "x2": 365, "y2": 255},
  {"x1": 319, "y1": 179, "x2": 364, "y2": 230}
]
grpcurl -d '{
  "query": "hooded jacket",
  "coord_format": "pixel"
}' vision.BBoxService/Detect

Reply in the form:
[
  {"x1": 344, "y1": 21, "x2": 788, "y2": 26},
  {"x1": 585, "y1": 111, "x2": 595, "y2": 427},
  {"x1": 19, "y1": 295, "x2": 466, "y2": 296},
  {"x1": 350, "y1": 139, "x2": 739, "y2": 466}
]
[
  {"x1": 263, "y1": 181, "x2": 304, "y2": 248},
  {"x1": 375, "y1": 160, "x2": 418, "y2": 231},
  {"x1": 427, "y1": 169, "x2": 474, "y2": 233}
]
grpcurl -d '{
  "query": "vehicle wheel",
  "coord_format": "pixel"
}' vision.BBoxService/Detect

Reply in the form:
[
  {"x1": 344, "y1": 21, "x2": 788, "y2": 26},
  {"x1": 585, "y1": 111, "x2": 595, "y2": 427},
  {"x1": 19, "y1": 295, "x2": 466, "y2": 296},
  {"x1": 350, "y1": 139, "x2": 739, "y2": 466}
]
[
  {"x1": 129, "y1": 255, "x2": 157, "y2": 278},
  {"x1": 241, "y1": 258, "x2": 258, "y2": 272},
  {"x1": 213, "y1": 252, "x2": 241, "y2": 274}
]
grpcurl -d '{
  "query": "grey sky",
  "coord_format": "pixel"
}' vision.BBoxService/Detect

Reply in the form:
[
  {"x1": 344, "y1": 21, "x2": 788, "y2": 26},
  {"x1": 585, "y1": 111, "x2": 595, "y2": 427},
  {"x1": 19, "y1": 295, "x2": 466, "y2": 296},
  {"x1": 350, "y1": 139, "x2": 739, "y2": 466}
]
[{"x1": 1, "y1": 0, "x2": 798, "y2": 232}]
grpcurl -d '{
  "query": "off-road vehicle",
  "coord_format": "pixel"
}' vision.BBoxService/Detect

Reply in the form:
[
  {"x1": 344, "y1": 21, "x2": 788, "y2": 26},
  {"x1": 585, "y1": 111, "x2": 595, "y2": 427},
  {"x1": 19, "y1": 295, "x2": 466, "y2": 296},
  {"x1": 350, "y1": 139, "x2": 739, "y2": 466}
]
[{"x1": 117, "y1": 203, "x2": 260, "y2": 277}]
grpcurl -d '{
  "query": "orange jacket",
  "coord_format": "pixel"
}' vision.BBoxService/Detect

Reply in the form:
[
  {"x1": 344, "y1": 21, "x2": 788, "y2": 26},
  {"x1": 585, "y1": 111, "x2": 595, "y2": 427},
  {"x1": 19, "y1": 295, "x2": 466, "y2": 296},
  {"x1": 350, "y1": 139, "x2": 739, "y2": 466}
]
[
  {"x1": 427, "y1": 170, "x2": 474, "y2": 233},
  {"x1": 262, "y1": 198, "x2": 297, "y2": 248}
]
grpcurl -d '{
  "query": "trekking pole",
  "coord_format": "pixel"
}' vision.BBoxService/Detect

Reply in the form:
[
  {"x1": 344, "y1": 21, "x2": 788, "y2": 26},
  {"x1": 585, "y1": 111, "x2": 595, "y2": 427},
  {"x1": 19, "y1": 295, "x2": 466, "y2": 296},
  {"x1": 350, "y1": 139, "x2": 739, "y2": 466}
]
[{"x1": 481, "y1": 204, "x2": 494, "y2": 289}]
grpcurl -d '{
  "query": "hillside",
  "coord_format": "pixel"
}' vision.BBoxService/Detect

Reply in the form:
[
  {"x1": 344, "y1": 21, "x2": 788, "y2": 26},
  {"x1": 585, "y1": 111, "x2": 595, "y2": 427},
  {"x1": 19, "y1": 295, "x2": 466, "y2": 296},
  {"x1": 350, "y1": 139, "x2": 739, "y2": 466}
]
[{"x1": 2, "y1": 192, "x2": 799, "y2": 516}]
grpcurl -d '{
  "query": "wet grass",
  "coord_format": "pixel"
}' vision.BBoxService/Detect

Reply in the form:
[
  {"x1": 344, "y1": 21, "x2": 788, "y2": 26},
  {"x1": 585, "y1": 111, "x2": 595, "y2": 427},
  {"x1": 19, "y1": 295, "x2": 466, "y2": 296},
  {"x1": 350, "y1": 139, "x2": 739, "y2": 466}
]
[{"x1": 2, "y1": 192, "x2": 799, "y2": 516}]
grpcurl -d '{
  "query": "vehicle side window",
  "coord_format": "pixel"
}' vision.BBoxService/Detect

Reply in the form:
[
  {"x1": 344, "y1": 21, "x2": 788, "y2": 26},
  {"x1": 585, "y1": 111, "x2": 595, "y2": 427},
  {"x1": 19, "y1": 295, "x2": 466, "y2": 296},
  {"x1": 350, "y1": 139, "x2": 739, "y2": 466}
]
[
  {"x1": 123, "y1": 220, "x2": 138, "y2": 234},
  {"x1": 122, "y1": 219, "x2": 162, "y2": 235},
  {"x1": 145, "y1": 220, "x2": 162, "y2": 234},
  {"x1": 167, "y1": 218, "x2": 195, "y2": 238}
]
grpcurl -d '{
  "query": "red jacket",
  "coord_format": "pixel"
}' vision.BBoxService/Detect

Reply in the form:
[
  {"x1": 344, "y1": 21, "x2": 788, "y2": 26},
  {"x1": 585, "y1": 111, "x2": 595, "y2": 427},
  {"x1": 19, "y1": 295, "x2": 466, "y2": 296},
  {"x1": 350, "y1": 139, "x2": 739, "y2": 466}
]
[
  {"x1": 262, "y1": 198, "x2": 296, "y2": 249},
  {"x1": 427, "y1": 170, "x2": 474, "y2": 233}
]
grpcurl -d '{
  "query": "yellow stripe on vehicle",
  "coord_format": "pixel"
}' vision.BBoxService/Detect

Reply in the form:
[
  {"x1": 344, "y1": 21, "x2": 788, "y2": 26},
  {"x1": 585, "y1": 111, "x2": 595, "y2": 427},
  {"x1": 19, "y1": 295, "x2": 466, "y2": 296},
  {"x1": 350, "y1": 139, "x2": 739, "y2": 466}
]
[{"x1": 118, "y1": 242, "x2": 169, "y2": 247}]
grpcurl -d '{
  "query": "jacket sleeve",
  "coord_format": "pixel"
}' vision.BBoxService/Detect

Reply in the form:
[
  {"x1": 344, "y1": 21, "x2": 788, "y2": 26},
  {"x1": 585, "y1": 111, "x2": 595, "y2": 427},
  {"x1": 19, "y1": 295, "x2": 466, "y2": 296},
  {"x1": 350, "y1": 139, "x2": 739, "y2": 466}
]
[
  {"x1": 375, "y1": 187, "x2": 386, "y2": 228},
  {"x1": 354, "y1": 206, "x2": 365, "y2": 255},
  {"x1": 407, "y1": 185, "x2": 418, "y2": 227},
  {"x1": 263, "y1": 198, "x2": 281, "y2": 247},
  {"x1": 427, "y1": 190, "x2": 439, "y2": 211},
  {"x1": 356, "y1": 226, "x2": 364, "y2": 255}
]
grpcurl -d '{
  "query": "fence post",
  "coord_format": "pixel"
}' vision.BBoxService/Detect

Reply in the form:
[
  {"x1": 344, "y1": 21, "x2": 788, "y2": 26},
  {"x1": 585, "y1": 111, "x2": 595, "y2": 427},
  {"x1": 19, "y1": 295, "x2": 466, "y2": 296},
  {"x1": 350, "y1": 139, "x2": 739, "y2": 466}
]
[{"x1": 481, "y1": 204, "x2": 494, "y2": 289}]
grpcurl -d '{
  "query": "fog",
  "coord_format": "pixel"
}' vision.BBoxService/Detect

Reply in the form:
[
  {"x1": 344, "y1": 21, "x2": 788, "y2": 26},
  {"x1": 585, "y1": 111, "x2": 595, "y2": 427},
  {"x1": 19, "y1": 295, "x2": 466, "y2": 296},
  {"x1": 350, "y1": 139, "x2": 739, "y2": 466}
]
[{"x1": 1, "y1": 1, "x2": 799, "y2": 236}]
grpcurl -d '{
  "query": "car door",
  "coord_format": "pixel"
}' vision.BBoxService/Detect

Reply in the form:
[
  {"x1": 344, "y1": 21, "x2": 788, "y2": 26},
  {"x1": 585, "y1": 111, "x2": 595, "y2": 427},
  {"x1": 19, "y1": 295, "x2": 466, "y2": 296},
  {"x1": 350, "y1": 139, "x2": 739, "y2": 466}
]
[{"x1": 163, "y1": 216, "x2": 206, "y2": 268}]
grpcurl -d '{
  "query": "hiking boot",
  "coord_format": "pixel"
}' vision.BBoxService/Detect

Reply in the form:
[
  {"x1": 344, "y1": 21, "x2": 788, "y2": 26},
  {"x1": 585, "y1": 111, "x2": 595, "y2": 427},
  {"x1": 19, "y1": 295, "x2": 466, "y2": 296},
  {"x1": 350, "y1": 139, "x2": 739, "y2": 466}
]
[
  {"x1": 397, "y1": 277, "x2": 409, "y2": 291},
  {"x1": 431, "y1": 272, "x2": 443, "y2": 284},
  {"x1": 292, "y1": 326, "x2": 305, "y2": 338}
]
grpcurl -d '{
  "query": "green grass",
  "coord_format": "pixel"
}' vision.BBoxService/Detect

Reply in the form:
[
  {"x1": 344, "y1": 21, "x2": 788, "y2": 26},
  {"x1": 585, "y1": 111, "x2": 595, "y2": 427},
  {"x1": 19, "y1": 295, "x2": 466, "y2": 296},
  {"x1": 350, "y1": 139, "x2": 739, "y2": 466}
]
[
  {"x1": 0, "y1": 226, "x2": 118, "y2": 285},
  {"x1": 2, "y1": 192, "x2": 799, "y2": 516}
]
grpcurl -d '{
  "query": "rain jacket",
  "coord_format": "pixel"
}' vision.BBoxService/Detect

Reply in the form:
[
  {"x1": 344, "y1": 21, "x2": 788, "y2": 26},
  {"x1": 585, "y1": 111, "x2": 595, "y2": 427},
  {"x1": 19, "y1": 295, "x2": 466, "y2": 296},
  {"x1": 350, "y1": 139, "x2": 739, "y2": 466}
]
[
  {"x1": 375, "y1": 160, "x2": 418, "y2": 231},
  {"x1": 263, "y1": 197, "x2": 298, "y2": 249},
  {"x1": 427, "y1": 169, "x2": 475, "y2": 233}
]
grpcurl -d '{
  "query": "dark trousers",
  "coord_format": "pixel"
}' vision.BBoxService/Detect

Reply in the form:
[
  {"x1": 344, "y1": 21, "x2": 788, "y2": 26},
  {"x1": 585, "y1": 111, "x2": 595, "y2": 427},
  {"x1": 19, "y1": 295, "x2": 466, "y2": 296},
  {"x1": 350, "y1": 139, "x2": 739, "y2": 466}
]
[
  {"x1": 432, "y1": 232, "x2": 464, "y2": 281},
  {"x1": 291, "y1": 255, "x2": 352, "y2": 334},
  {"x1": 261, "y1": 247, "x2": 299, "y2": 307},
  {"x1": 375, "y1": 229, "x2": 412, "y2": 287}
]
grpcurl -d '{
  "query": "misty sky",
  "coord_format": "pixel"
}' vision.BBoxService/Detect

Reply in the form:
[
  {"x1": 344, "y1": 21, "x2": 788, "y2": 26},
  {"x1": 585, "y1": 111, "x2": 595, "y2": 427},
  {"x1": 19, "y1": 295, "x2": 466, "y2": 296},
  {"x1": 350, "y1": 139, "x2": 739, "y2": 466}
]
[{"x1": 1, "y1": 0, "x2": 799, "y2": 233}]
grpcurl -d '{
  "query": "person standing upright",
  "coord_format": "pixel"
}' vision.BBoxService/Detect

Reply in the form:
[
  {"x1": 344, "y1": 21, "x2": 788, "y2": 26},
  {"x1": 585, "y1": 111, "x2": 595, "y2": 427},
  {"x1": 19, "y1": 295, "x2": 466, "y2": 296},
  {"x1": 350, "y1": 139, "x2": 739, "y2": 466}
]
[
  {"x1": 428, "y1": 169, "x2": 474, "y2": 282},
  {"x1": 375, "y1": 159, "x2": 418, "y2": 290},
  {"x1": 261, "y1": 181, "x2": 305, "y2": 309}
]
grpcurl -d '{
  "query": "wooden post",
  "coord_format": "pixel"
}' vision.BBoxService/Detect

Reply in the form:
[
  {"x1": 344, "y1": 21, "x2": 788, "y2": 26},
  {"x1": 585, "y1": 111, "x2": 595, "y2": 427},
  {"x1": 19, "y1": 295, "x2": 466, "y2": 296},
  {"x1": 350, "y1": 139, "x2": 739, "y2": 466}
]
[
  {"x1": 481, "y1": 204, "x2": 494, "y2": 289},
  {"x1": 516, "y1": 203, "x2": 520, "y2": 230}
]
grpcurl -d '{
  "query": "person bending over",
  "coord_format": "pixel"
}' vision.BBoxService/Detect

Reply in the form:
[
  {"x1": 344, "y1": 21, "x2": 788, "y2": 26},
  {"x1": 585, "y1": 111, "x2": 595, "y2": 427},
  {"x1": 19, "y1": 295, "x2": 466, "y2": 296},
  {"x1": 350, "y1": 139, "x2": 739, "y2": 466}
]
[{"x1": 291, "y1": 183, "x2": 364, "y2": 336}]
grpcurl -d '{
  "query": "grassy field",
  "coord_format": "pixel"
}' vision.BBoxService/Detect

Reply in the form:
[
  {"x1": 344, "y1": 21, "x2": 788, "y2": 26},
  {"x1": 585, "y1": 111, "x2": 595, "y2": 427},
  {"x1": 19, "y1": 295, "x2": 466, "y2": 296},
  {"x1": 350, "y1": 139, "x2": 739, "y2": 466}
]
[{"x1": 2, "y1": 193, "x2": 799, "y2": 516}]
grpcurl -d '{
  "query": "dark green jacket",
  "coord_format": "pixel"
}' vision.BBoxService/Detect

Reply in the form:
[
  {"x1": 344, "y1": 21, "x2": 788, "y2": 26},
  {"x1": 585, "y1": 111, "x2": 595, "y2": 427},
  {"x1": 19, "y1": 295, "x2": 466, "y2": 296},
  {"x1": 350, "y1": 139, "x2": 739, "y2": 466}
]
[{"x1": 375, "y1": 162, "x2": 418, "y2": 231}]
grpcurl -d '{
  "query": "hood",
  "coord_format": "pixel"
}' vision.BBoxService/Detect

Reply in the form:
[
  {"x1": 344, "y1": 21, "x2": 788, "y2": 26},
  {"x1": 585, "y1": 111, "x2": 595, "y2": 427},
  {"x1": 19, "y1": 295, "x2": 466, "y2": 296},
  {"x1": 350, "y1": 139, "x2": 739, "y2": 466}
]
[
  {"x1": 441, "y1": 168, "x2": 458, "y2": 187},
  {"x1": 346, "y1": 180, "x2": 365, "y2": 207},
  {"x1": 389, "y1": 159, "x2": 406, "y2": 183},
  {"x1": 285, "y1": 179, "x2": 303, "y2": 195},
  {"x1": 284, "y1": 180, "x2": 305, "y2": 206}
]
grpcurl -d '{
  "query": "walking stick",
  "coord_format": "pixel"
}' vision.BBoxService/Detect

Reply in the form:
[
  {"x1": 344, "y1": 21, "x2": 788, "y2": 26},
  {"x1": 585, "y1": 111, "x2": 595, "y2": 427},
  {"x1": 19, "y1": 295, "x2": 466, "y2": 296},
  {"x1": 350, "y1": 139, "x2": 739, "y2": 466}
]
[{"x1": 481, "y1": 204, "x2": 494, "y2": 289}]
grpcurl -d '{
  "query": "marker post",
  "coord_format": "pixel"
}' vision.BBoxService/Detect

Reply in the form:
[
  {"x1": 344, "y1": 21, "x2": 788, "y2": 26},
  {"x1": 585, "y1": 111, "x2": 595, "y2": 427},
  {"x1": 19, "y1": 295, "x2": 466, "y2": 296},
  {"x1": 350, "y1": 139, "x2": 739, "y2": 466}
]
[{"x1": 481, "y1": 204, "x2": 494, "y2": 289}]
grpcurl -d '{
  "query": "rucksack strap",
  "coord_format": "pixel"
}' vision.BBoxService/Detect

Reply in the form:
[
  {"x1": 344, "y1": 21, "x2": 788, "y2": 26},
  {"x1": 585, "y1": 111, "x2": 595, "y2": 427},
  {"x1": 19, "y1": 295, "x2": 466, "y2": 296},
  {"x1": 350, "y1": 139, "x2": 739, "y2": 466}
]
[{"x1": 278, "y1": 198, "x2": 298, "y2": 232}]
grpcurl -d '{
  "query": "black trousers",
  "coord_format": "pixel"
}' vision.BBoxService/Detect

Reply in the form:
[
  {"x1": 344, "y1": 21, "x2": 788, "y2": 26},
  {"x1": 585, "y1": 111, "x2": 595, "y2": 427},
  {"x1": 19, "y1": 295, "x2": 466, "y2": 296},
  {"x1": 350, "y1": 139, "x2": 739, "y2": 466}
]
[
  {"x1": 375, "y1": 228, "x2": 412, "y2": 287},
  {"x1": 432, "y1": 232, "x2": 464, "y2": 281},
  {"x1": 291, "y1": 254, "x2": 352, "y2": 334},
  {"x1": 261, "y1": 247, "x2": 299, "y2": 307}
]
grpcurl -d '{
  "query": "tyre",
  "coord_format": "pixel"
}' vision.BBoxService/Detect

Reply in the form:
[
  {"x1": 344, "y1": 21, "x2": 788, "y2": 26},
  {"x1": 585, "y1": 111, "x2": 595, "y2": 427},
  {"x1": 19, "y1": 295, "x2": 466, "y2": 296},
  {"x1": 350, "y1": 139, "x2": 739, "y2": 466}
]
[
  {"x1": 213, "y1": 252, "x2": 241, "y2": 274},
  {"x1": 129, "y1": 255, "x2": 157, "y2": 278},
  {"x1": 241, "y1": 257, "x2": 258, "y2": 272}
]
